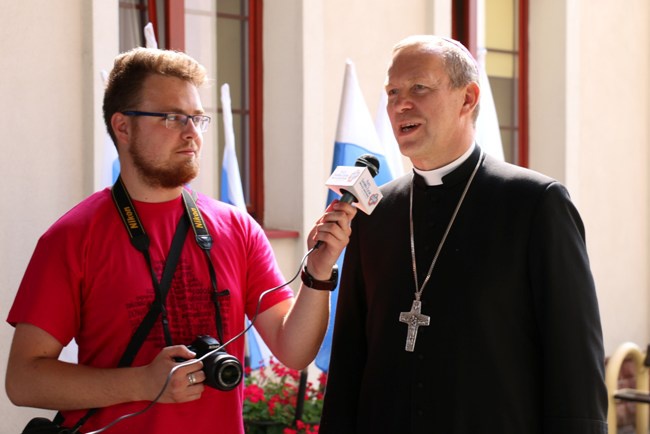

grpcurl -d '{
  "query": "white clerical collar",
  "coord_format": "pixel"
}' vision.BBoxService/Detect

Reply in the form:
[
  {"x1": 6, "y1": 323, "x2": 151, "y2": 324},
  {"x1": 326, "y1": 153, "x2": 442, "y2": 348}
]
[{"x1": 413, "y1": 143, "x2": 476, "y2": 186}]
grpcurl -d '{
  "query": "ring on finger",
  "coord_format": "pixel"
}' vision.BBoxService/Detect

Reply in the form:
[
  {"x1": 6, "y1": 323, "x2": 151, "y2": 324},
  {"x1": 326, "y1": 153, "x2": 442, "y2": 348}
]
[{"x1": 188, "y1": 372, "x2": 196, "y2": 386}]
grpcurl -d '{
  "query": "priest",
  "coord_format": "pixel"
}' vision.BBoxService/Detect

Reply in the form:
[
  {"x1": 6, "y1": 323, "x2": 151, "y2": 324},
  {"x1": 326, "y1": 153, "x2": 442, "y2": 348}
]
[{"x1": 319, "y1": 35, "x2": 607, "y2": 434}]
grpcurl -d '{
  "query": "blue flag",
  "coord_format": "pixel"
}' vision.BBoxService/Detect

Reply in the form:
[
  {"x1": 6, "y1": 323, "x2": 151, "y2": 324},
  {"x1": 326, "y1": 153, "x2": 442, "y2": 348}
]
[{"x1": 315, "y1": 60, "x2": 398, "y2": 372}]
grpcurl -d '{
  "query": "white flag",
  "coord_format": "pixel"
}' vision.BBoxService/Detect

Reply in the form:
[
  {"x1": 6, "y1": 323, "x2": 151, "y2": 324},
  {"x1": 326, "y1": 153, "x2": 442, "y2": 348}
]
[
  {"x1": 374, "y1": 91, "x2": 405, "y2": 178},
  {"x1": 144, "y1": 22, "x2": 158, "y2": 49},
  {"x1": 475, "y1": 49, "x2": 505, "y2": 161}
]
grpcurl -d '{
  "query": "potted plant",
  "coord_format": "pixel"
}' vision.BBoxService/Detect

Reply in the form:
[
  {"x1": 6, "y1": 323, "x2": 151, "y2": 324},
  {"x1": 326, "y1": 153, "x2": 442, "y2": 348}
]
[{"x1": 243, "y1": 357, "x2": 325, "y2": 434}]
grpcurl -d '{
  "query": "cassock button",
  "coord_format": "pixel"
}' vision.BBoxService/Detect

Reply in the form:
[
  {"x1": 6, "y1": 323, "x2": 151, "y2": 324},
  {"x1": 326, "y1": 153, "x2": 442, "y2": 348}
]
[
  {"x1": 417, "y1": 382, "x2": 424, "y2": 389},
  {"x1": 417, "y1": 353, "x2": 425, "y2": 361}
]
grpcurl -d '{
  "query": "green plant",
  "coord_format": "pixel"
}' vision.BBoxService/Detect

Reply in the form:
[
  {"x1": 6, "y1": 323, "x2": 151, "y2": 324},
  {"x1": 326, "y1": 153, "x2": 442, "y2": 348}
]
[{"x1": 243, "y1": 357, "x2": 325, "y2": 434}]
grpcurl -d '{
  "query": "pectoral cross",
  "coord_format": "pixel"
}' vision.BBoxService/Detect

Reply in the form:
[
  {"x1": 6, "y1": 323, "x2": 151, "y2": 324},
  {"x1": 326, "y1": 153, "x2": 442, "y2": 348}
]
[{"x1": 399, "y1": 299, "x2": 430, "y2": 352}]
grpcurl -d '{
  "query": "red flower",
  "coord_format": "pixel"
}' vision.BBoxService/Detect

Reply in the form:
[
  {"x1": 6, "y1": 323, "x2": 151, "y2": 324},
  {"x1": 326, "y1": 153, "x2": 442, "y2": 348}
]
[
  {"x1": 293, "y1": 420, "x2": 319, "y2": 433},
  {"x1": 268, "y1": 395, "x2": 282, "y2": 416},
  {"x1": 244, "y1": 384, "x2": 266, "y2": 403},
  {"x1": 243, "y1": 356, "x2": 325, "y2": 429}
]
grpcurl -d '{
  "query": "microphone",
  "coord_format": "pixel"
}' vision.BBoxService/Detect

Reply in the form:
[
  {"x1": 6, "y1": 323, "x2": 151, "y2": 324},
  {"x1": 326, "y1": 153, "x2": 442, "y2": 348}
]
[
  {"x1": 314, "y1": 154, "x2": 383, "y2": 250},
  {"x1": 338, "y1": 154, "x2": 380, "y2": 205},
  {"x1": 326, "y1": 154, "x2": 383, "y2": 214}
]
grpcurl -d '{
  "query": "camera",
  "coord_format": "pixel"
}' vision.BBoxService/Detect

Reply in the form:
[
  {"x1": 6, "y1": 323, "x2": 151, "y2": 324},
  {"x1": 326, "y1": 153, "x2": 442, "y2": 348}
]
[{"x1": 183, "y1": 335, "x2": 243, "y2": 391}]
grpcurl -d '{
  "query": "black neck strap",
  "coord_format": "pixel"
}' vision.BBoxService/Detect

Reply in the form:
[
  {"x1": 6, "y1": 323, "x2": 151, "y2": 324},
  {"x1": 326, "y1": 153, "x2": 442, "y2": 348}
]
[
  {"x1": 111, "y1": 177, "x2": 227, "y2": 344},
  {"x1": 111, "y1": 177, "x2": 185, "y2": 347},
  {"x1": 181, "y1": 189, "x2": 228, "y2": 343},
  {"x1": 181, "y1": 188, "x2": 213, "y2": 250}
]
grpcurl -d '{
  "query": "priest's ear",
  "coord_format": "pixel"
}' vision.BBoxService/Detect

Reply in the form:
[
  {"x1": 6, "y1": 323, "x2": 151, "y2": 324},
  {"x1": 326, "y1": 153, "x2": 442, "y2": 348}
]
[{"x1": 461, "y1": 81, "x2": 480, "y2": 119}]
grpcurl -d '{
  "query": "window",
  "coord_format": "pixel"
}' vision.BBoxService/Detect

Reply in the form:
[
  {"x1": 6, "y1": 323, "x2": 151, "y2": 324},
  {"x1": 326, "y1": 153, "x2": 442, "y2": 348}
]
[
  {"x1": 119, "y1": 0, "x2": 149, "y2": 51},
  {"x1": 453, "y1": 0, "x2": 529, "y2": 167},
  {"x1": 216, "y1": 0, "x2": 264, "y2": 221}
]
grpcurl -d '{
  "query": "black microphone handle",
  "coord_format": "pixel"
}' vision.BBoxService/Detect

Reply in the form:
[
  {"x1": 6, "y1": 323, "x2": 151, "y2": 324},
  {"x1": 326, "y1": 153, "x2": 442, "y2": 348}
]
[
  {"x1": 313, "y1": 190, "x2": 358, "y2": 250},
  {"x1": 339, "y1": 189, "x2": 358, "y2": 204}
]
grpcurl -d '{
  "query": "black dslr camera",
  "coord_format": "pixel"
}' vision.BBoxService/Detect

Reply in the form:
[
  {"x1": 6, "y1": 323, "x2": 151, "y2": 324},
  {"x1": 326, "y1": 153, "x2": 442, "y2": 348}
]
[{"x1": 184, "y1": 335, "x2": 243, "y2": 391}]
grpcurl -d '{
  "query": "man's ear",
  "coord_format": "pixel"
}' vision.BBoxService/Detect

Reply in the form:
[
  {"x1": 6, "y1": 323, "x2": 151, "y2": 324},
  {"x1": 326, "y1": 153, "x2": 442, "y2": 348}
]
[
  {"x1": 111, "y1": 112, "x2": 131, "y2": 145},
  {"x1": 462, "y1": 81, "x2": 480, "y2": 116}
]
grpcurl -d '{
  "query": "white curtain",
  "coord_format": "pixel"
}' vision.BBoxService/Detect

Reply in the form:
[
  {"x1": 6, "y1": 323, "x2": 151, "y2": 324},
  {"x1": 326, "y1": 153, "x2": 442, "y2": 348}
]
[{"x1": 119, "y1": 0, "x2": 146, "y2": 52}]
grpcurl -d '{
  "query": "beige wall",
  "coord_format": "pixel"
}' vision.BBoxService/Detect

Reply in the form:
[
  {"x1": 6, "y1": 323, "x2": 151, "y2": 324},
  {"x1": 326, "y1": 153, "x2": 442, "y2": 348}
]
[
  {"x1": 1, "y1": 0, "x2": 649, "y2": 429},
  {"x1": 263, "y1": 0, "x2": 308, "y2": 280},
  {"x1": 0, "y1": 0, "x2": 93, "y2": 429},
  {"x1": 529, "y1": 0, "x2": 650, "y2": 355},
  {"x1": 569, "y1": 0, "x2": 650, "y2": 351},
  {"x1": 576, "y1": 0, "x2": 650, "y2": 355},
  {"x1": 322, "y1": 0, "x2": 434, "y2": 147}
]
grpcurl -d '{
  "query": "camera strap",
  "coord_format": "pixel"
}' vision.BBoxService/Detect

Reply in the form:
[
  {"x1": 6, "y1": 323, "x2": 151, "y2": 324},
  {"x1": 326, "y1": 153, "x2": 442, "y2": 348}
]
[
  {"x1": 111, "y1": 177, "x2": 227, "y2": 345},
  {"x1": 111, "y1": 176, "x2": 190, "y2": 349},
  {"x1": 180, "y1": 188, "x2": 228, "y2": 344}
]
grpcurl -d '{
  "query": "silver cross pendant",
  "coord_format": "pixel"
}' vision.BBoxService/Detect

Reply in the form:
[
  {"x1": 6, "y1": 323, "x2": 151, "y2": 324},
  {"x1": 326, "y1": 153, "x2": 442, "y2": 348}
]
[{"x1": 399, "y1": 299, "x2": 430, "y2": 352}]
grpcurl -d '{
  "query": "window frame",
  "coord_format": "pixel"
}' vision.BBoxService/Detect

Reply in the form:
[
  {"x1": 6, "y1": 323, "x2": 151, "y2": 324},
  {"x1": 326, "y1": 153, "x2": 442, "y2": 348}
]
[
  {"x1": 247, "y1": 0, "x2": 264, "y2": 223},
  {"x1": 452, "y1": 0, "x2": 529, "y2": 167}
]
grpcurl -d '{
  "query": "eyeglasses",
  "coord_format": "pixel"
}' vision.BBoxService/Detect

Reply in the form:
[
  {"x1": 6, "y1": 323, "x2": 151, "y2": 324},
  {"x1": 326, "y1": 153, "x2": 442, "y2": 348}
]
[{"x1": 121, "y1": 110, "x2": 211, "y2": 133}]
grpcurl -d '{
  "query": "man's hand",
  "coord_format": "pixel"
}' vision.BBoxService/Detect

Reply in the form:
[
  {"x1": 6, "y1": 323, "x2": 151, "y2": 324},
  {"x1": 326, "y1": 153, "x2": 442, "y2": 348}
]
[
  {"x1": 141, "y1": 346, "x2": 206, "y2": 403},
  {"x1": 307, "y1": 200, "x2": 358, "y2": 279}
]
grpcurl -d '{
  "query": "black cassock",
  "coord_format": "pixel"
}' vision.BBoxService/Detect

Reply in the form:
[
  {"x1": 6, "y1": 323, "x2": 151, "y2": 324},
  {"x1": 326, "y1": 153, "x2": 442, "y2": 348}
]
[{"x1": 320, "y1": 146, "x2": 607, "y2": 434}]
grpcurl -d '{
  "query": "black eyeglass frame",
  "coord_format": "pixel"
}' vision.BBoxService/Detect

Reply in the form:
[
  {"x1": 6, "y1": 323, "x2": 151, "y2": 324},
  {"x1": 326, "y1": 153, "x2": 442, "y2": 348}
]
[{"x1": 121, "y1": 110, "x2": 211, "y2": 132}]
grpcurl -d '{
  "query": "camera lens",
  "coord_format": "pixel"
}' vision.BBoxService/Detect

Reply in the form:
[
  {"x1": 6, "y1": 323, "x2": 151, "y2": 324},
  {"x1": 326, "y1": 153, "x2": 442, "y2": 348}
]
[
  {"x1": 204, "y1": 353, "x2": 243, "y2": 391},
  {"x1": 217, "y1": 360, "x2": 243, "y2": 389}
]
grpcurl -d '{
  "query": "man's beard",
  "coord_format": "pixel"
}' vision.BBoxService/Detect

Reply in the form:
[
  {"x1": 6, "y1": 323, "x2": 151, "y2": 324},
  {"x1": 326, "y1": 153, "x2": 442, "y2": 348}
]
[{"x1": 129, "y1": 132, "x2": 199, "y2": 189}]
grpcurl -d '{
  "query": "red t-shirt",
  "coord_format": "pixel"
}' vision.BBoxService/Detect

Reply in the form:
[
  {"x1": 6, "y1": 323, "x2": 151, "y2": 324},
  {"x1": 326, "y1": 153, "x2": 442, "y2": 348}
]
[{"x1": 8, "y1": 188, "x2": 293, "y2": 433}]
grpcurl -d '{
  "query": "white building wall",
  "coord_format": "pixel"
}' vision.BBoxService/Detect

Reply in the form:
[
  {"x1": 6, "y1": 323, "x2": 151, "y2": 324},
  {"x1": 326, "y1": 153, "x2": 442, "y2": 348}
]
[
  {"x1": 575, "y1": 0, "x2": 650, "y2": 355},
  {"x1": 263, "y1": 0, "x2": 307, "y2": 283},
  {"x1": 530, "y1": 0, "x2": 650, "y2": 355},
  {"x1": 0, "y1": 0, "x2": 95, "y2": 429}
]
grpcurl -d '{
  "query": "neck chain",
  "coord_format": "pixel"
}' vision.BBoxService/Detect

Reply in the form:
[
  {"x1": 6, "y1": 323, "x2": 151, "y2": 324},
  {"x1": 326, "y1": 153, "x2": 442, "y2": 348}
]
[{"x1": 399, "y1": 150, "x2": 482, "y2": 352}]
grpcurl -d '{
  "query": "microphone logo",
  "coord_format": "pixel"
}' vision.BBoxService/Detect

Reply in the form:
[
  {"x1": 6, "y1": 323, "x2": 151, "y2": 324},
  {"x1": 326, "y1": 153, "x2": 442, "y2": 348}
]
[
  {"x1": 346, "y1": 168, "x2": 363, "y2": 183},
  {"x1": 325, "y1": 154, "x2": 383, "y2": 215}
]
